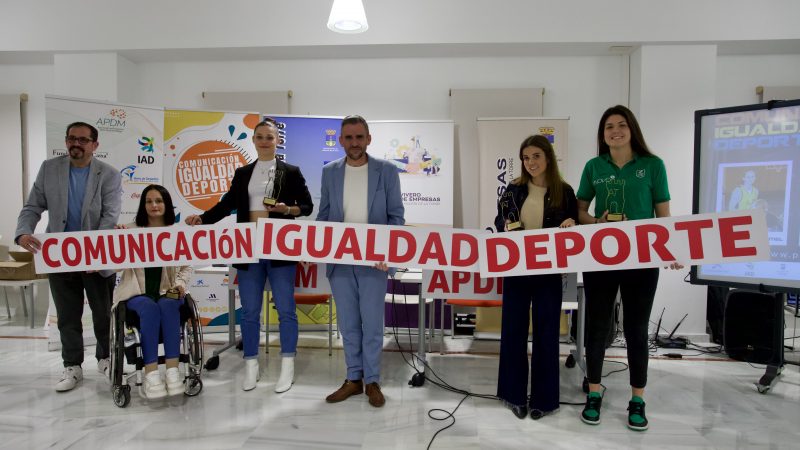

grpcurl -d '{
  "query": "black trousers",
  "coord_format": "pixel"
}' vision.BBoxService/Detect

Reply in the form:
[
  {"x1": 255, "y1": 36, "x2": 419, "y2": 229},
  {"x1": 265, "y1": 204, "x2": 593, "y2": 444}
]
[
  {"x1": 48, "y1": 272, "x2": 114, "y2": 367},
  {"x1": 497, "y1": 273, "x2": 563, "y2": 411},
  {"x1": 583, "y1": 268, "x2": 659, "y2": 388}
]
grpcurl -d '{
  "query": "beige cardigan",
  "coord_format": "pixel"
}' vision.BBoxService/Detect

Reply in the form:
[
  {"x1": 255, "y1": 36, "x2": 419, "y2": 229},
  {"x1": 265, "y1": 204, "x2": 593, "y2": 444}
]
[{"x1": 112, "y1": 223, "x2": 193, "y2": 305}]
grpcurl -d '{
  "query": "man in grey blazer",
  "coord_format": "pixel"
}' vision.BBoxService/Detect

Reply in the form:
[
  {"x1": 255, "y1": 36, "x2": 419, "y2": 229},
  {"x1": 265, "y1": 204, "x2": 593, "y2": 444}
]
[
  {"x1": 15, "y1": 122, "x2": 122, "y2": 392},
  {"x1": 317, "y1": 115, "x2": 404, "y2": 407}
]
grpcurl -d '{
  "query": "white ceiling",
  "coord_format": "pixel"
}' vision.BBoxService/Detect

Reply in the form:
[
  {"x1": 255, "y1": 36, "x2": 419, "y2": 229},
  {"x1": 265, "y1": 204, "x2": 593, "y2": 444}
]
[{"x1": 1, "y1": 1, "x2": 799, "y2": 65}]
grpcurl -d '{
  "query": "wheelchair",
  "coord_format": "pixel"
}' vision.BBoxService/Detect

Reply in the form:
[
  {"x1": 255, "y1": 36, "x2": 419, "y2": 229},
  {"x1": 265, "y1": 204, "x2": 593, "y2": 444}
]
[{"x1": 109, "y1": 293, "x2": 204, "y2": 407}]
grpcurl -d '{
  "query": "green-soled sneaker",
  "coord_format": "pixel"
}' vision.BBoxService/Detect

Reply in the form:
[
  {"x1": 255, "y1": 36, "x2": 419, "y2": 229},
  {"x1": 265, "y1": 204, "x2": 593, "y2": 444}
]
[
  {"x1": 627, "y1": 396, "x2": 649, "y2": 431},
  {"x1": 580, "y1": 392, "x2": 602, "y2": 425}
]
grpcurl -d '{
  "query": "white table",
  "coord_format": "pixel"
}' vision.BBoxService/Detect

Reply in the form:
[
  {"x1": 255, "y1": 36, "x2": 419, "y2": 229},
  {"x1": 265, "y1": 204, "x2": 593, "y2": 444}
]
[
  {"x1": 399, "y1": 271, "x2": 586, "y2": 379},
  {"x1": 0, "y1": 278, "x2": 49, "y2": 328},
  {"x1": 395, "y1": 270, "x2": 431, "y2": 384},
  {"x1": 194, "y1": 266, "x2": 237, "y2": 369}
]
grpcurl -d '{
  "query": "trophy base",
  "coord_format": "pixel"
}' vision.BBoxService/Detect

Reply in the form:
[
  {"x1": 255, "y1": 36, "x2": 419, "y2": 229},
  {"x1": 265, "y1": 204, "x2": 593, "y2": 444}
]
[
  {"x1": 606, "y1": 213, "x2": 624, "y2": 222},
  {"x1": 165, "y1": 289, "x2": 181, "y2": 300},
  {"x1": 263, "y1": 197, "x2": 277, "y2": 206},
  {"x1": 507, "y1": 221, "x2": 523, "y2": 231}
]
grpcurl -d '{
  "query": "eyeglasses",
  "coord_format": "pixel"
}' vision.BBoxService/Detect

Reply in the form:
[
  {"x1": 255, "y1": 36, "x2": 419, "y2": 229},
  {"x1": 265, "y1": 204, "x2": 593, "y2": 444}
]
[{"x1": 65, "y1": 136, "x2": 94, "y2": 145}]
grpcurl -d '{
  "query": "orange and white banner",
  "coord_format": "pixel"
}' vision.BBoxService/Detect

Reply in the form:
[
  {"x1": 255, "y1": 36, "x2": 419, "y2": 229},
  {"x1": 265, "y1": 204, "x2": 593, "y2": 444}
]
[
  {"x1": 33, "y1": 210, "x2": 768, "y2": 277},
  {"x1": 33, "y1": 223, "x2": 257, "y2": 273}
]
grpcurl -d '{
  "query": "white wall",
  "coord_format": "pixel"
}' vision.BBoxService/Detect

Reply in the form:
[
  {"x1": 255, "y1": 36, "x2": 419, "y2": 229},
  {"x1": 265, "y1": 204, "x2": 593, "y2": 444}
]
[
  {"x1": 716, "y1": 54, "x2": 800, "y2": 107},
  {"x1": 0, "y1": 63, "x2": 53, "y2": 223},
  {"x1": 634, "y1": 45, "x2": 718, "y2": 337}
]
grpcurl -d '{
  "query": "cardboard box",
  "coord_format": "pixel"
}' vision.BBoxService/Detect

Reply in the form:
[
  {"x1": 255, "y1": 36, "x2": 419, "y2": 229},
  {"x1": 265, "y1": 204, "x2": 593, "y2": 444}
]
[
  {"x1": 9, "y1": 251, "x2": 34, "y2": 262},
  {"x1": 0, "y1": 261, "x2": 47, "y2": 280}
]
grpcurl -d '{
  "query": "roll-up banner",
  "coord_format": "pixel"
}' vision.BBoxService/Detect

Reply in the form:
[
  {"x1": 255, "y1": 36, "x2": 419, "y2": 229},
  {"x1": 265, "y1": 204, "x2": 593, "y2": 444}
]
[
  {"x1": 369, "y1": 120, "x2": 454, "y2": 226},
  {"x1": 161, "y1": 109, "x2": 260, "y2": 330},
  {"x1": 477, "y1": 118, "x2": 569, "y2": 232},
  {"x1": 45, "y1": 95, "x2": 165, "y2": 224},
  {"x1": 267, "y1": 115, "x2": 344, "y2": 221},
  {"x1": 44, "y1": 95, "x2": 164, "y2": 349},
  {"x1": 268, "y1": 115, "x2": 455, "y2": 226},
  {"x1": 163, "y1": 109, "x2": 260, "y2": 221}
]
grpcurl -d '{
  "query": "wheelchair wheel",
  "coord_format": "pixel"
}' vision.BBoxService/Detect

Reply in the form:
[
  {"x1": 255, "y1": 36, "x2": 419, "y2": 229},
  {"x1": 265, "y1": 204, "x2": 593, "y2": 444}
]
[
  {"x1": 183, "y1": 295, "x2": 204, "y2": 369},
  {"x1": 204, "y1": 355, "x2": 219, "y2": 371},
  {"x1": 185, "y1": 375, "x2": 203, "y2": 397},
  {"x1": 113, "y1": 385, "x2": 131, "y2": 408},
  {"x1": 110, "y1": 303, "x2": 127, "y2": 387}
]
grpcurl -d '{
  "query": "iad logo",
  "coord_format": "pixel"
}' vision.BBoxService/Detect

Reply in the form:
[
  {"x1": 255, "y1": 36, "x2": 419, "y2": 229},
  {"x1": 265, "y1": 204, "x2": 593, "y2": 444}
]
[
  {"x1": 138, "y1": 137, "x2": 155, "y2": 164},
  {"x1": 138, "y1": 137, "x2": 154, "y2": 152},
  {"x1": 120, "y1": 165, "x2": 136, "y2": 181}
]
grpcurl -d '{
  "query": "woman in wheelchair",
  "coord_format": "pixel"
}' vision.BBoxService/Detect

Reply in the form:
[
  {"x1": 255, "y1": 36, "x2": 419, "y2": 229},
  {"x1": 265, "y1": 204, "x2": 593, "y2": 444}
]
[{"x1": 114, "y1": 184, "x2": 193, "y2": 399}]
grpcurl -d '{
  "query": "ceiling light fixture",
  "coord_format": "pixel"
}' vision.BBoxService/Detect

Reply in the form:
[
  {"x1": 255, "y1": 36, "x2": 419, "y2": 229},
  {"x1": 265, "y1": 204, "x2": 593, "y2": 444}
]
[{"x1": 327, "y1": 0, "x2": 369, "y2": 34}]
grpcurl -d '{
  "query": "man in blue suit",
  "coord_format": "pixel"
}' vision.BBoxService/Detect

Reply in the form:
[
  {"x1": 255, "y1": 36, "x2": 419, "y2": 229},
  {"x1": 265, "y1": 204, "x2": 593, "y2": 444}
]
[
  {"x1": 317, "y1": 115, "x2": 404, "y2": 407},
  {"x1": 15, "y1": 122, "x2": 122, "y2": 392}
]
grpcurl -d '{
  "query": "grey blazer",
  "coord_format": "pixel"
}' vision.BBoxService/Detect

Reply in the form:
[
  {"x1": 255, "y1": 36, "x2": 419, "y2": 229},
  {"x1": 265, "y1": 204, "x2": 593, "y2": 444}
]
[{"x1": 15, "y1": 155, "x2": 122, "y2": 275}]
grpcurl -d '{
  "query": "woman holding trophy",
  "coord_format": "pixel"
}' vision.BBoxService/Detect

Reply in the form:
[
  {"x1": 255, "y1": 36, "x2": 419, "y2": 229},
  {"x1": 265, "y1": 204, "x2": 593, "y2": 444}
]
[
  {"x1": 576, "y1": 105, "x2": 679, "y2": 431},
  {"x1": 185, "y1": 119, "x2": 313, "y2": 393},
  {"x1": 494, "y1": 134, "x2": 577, "y2": 420}
]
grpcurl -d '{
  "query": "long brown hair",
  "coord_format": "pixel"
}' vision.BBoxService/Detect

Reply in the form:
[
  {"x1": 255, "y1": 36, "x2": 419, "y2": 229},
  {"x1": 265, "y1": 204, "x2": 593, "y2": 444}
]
[
  {"x1": 597, "y1": 105, "x2": 655, "y2": 157},
  {"x1": 512, "y1": 134, "x2": 567, "y2": 207}
]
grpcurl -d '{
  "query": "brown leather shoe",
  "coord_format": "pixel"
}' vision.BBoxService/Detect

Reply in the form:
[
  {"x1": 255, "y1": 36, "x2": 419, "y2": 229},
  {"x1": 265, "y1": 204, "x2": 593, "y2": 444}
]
[
  {"x1": 365, "y1": 382, "x2": 385, "y2": 407},
  {"x1": 325, "y1": 379, "x2": 363, "y2": 403}
]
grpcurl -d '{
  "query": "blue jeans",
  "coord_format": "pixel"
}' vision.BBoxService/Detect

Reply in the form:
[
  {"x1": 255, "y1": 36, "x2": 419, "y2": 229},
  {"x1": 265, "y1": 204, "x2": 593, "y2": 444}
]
[
  {"x1": 328, "y1": 264, "x2": 387, "y2": 384},
  {"x1": 126, "y1": 295, "x2": 184, "y2": 365},
  {"x1": 237, "y1": 260, "x2": 298, "y2": 358}
]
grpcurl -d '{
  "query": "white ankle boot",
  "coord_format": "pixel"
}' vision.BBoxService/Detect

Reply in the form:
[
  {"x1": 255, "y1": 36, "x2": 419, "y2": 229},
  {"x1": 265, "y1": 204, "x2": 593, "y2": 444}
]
[
  {"x1": 275, "y1": 356, "x2": 294, "y2": 393},
  {"x1": 242, "y1": 359, "x2": 260, "y2": 391}
]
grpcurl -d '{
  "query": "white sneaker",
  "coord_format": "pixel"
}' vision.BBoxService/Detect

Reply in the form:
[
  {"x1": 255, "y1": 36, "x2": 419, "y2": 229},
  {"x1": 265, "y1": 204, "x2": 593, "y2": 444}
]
[
  {"x1": 55, "y1": 366, "x2": 83, "y2": 392},
  {"x1": 97, "y1": 358, "x2": 110, "y2": 381},
  {"x1": 143, "y1": 370, "x2": 167, "y2": 399},
  {"x1": 275, "y1": 357, "x2": 294, "y2": 393},
  {"x1": 165, "y1": 367, "x2": 183, "y2": 396},
  {"x1": 242, "y1": 359, "x2": 260, "y2": 391}
]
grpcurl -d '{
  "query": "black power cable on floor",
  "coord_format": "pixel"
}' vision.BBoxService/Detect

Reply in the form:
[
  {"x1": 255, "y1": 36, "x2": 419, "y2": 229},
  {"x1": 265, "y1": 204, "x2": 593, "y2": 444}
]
[{"x1": 387, "y1": 279, "x2": 643, "y2": 448}]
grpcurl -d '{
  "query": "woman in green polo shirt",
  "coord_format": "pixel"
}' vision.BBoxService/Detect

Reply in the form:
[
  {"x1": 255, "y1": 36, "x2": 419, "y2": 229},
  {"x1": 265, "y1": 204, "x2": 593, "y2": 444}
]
[{"x1": 575, "y1": 105, "x2": 680, "y2": 431}]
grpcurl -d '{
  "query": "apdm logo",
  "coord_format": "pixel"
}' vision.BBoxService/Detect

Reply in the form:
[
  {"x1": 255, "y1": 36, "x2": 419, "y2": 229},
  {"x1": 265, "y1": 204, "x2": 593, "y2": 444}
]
[{"x1": 96, "y1": 108, "x2": 127, "y2": 132}]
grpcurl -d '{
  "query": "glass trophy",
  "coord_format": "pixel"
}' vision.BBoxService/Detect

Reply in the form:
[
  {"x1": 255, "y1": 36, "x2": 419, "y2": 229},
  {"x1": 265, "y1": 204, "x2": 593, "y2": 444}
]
[
  {"x1": 604, "y1": 177, "x2": 626, "y2": 221},
  {"x1": 263, "y1": 167, "x2": 283, "y2": 206},
  {"x1": 500, "y1": 191, "x2": 523, "y2": 231}
]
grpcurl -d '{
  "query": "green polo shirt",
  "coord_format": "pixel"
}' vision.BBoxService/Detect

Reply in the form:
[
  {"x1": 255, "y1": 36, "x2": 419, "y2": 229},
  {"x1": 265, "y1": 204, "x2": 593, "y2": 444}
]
[{"x1": 576, "y1": 153, "x2": 670, "y2": 221}]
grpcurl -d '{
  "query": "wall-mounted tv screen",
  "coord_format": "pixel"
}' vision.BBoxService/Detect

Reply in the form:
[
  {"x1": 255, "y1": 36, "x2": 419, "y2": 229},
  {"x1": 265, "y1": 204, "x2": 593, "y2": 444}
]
[{"x1": 691, "y1": 99, "x2": 800, "y2": 294}]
